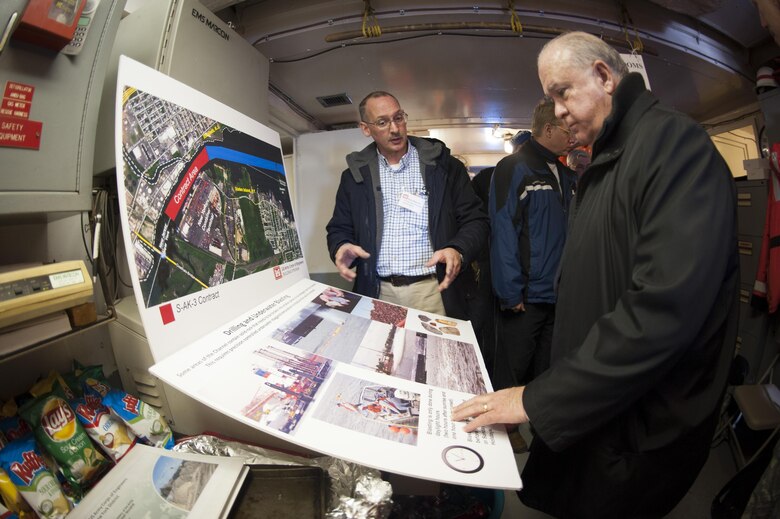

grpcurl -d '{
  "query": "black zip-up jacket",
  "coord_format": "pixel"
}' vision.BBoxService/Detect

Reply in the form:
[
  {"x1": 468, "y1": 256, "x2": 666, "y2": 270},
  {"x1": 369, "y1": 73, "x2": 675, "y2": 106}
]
[
  {"x1": 520, "y1": 73, "x2": 739, "y2": 518},
  {"x1": 325, "y1": 136, "x2": 488, "y2": 319}
]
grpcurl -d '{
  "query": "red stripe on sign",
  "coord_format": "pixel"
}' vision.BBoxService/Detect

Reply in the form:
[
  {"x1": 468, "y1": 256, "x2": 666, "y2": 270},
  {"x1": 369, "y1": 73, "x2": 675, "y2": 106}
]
[
  {"x1": 160, "y1": 303, "x2": 175, "y2": 325},
  {"x1": 0, "y1": 116, "x2": 41, "y2": 149},
  {"x1": 163, "y1": 148, "x2": 210, "y2": 221}
]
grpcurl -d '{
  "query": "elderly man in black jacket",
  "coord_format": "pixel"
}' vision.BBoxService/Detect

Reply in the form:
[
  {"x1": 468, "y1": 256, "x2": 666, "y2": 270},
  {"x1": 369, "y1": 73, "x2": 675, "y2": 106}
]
[{"x1": 454, "y1": 32, "x2": 738, "y2": 518}]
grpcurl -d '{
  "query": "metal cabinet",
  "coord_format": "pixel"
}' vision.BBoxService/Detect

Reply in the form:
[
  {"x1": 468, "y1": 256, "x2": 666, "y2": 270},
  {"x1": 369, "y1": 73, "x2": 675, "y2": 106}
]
[
  {"x1": 735, "y1": 179, "x2": 770, "y2": 383},
  {"x1": 0, "y1": 0, "x2": 124, "y2": 216},
  {"x1": 759, "y1": 88, "x2": 780, "y2": 146}
]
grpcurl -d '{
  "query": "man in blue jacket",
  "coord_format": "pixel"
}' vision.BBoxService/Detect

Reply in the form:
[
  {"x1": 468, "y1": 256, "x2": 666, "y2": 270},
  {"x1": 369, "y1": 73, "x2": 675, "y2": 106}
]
[
  {"x1": 490, "y1": 98, "x2": 576, "y2": 389},
  {"x1": 326, "y1": 91, "x2": 488, "y2": 319}
]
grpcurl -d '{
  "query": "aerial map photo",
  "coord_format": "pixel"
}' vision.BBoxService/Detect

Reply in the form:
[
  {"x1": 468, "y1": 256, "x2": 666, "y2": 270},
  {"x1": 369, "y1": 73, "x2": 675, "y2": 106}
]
[{"x1": 119, "y1": 87, "x2": 302, "y2": 308}]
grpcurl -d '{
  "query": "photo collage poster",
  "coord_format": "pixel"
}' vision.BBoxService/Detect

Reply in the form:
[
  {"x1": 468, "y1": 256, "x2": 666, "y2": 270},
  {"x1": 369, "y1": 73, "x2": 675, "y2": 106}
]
[{"x1": 115, "y1": 56, "x2": 521, "y2": 489}]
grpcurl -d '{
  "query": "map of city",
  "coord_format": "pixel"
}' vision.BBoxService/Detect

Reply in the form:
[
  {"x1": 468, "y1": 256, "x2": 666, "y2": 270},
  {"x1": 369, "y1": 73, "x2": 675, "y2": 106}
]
[{"x1": 120, "y1": 87, "x2": 302, "y2": 308}]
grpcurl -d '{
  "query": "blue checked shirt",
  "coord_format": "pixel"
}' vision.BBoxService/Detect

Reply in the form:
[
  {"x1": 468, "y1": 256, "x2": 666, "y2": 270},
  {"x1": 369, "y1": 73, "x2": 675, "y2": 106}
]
[{"x1": 376, "y1": 144, "x2": 435, "y2": 277}]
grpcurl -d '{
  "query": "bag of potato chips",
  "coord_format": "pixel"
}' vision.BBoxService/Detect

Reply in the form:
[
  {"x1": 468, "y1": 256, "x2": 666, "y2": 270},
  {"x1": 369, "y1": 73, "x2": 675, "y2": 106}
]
[
  {"x1": 0, "y1": 436, "x2": 71, "y2": 518},
  {"x1": 18, "y1": 392, "x2": 109, "y2": 491},
  {"x1": 0, "y1": 467, "x2": 33, "y2": 518},
  {"x1": 71, "y1": 398, "x2": 137, "y2": 462},
  {"x1": 0, "y1": 417, "x2": 30, "y2": 445},
  {"x1": 0, "y1": 500, "x2": 17, "y2": 519},
  {"x1": 101, "y1": 389, "x2": 174, "y2": 449},
  {"x1": 77, "y1": 365, "x2": 111, "y2": 409},
  {"x1": 28, "y1": 372, "x2": 75, "y2": 401}
]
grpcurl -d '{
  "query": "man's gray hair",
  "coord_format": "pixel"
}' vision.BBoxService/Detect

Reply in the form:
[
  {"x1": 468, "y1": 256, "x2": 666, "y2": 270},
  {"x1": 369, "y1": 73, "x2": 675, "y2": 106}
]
[{"x1": 539, "y1": 31, "x2": 628, "y2": 79}]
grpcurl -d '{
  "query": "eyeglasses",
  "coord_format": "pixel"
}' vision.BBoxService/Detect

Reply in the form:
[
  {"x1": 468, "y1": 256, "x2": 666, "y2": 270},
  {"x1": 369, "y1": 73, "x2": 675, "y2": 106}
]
[
  {"x1": 364, "y1": 112, "x2": 408, "y2": 130},
  {"x1": 554, "y1": 125, "x2": 571, "y2": 135}
]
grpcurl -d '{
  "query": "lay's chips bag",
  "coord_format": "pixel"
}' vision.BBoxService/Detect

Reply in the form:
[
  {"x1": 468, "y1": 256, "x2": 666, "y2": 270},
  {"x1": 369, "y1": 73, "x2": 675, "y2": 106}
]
[{"x1": 18, "y1": 392, "x2": 109, "y2": 491}]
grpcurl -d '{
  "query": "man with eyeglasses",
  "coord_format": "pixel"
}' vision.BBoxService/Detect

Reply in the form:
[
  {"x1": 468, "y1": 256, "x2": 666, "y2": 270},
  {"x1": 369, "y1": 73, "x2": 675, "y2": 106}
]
[
  {"x1": 489, "y1": 97, "x2": 577, "y2": 393},
  {"x1": 326, "y1": 91, "x2": 488, "y2": 318}
]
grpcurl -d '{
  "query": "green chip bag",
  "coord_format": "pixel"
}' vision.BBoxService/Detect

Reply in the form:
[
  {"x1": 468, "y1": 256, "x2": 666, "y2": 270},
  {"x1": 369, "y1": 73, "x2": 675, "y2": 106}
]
[{"x1": 18, "y1": 392, "x2": 109, "y2": 491}]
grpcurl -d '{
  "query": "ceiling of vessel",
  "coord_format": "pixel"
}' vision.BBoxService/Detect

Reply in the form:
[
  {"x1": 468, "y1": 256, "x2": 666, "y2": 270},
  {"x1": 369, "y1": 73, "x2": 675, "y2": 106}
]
[{"x1": 202, "y1": 0, "x2": 774, "y2": 138}]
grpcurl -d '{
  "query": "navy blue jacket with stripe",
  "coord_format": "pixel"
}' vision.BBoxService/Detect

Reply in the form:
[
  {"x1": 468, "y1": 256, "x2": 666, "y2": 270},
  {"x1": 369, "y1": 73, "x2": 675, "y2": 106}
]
[{"x1": 489, "y1": 138, "x2": 577, "y2": 309}]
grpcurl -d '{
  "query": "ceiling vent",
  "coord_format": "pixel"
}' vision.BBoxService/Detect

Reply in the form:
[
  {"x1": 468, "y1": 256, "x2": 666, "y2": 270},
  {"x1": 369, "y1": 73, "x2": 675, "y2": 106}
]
[{"x1": 316, "y1": 93, "x2": 353, "y2": 108}]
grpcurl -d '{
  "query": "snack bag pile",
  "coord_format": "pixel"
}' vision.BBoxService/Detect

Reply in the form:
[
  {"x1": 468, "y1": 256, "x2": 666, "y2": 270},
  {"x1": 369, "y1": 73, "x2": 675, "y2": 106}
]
[{"x1": 0, "y1": 362, "x2": 174, "y2": 517}]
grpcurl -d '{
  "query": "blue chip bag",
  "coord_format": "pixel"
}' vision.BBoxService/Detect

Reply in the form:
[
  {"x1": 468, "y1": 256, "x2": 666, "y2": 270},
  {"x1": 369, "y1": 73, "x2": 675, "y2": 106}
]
[
  {"x1": 101, "y1": 389, "x2": 173, "y2": 449},
  {"x1": 0, "y1": 436, "x2": 71, "y2": 518}
]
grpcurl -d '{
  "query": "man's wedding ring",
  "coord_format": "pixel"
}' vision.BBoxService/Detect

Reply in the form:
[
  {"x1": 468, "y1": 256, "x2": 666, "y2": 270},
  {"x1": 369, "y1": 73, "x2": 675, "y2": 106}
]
[{"x1": 483, "y1": 403, "x2": 488, "y2": 413}]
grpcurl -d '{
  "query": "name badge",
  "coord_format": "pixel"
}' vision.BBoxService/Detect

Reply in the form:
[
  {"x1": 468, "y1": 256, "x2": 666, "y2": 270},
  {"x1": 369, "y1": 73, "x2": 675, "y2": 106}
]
[{"x1": 398, "y1": 191, "x2": 425, "y2": 213}]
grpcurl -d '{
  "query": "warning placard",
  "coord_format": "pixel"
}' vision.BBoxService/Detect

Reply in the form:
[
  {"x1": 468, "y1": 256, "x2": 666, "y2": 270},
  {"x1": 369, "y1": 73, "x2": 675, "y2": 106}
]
[{"x1": 0, "y1": 116, "x2": 42, "y2": 150}]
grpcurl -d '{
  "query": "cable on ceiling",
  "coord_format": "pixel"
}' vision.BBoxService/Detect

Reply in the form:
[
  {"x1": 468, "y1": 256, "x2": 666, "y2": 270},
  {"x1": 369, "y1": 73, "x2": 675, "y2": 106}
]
[
  {"x1": 508, "y1": 0, "x2": 522, "y2": 35},
  {"x1": 616, "y1": 0, "x2": 643, "y2": 53},
  {"x1": 362, "y1": 0, "x2": 382, "y2": 38}
]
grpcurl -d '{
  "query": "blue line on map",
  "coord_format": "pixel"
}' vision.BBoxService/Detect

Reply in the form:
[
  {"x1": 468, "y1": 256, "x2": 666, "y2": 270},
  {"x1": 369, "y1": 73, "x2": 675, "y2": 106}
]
[{"x1": 205, "y1": 146, "x2": 285, "y2": 175}]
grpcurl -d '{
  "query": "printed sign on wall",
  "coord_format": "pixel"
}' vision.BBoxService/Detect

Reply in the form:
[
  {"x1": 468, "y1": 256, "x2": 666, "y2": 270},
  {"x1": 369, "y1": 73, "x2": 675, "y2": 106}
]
[{"x1": 621, "y1": 53, "x2": 652, "y2": 90}]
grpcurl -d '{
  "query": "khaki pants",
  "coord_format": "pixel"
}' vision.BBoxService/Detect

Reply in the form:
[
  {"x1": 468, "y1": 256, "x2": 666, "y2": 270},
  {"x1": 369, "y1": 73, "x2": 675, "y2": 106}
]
[{"x1": 379, "y1": 277, "x2": 446, "y2": 315}]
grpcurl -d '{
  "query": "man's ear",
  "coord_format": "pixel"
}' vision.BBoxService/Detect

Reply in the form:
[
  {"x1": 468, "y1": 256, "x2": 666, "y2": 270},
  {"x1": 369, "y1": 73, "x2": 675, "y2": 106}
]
[
  {"x1": 359, "y1": 122, "x2": 371, "y2": 137},
  {"x1": 594, "y1": 60, "x2": 616, "y2": 94}
]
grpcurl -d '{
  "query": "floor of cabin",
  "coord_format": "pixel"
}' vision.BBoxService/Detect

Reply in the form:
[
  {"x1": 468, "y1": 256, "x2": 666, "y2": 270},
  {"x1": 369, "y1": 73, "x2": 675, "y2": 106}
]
[{"x1": 500, "y1": 424, "x2": 739, "y2": 518}]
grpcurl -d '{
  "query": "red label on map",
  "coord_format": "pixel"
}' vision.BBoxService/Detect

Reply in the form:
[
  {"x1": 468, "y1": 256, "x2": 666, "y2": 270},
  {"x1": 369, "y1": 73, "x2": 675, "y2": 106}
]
[
  {"x1": 160, "y1": 304, "x2": 175, "y2": 325},
  {"x1": 164, "y1": 149, "x2": 210, "y2": 221}
]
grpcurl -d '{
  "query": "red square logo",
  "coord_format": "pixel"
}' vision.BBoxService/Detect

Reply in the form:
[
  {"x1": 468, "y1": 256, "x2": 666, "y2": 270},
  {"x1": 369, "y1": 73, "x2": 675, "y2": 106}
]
[
  {"x1": 273, "y1": 266, "x2": 282, "y2": 280},
  {"x1": 160, "y1": 304, "x2": 175, "y2": 325}
]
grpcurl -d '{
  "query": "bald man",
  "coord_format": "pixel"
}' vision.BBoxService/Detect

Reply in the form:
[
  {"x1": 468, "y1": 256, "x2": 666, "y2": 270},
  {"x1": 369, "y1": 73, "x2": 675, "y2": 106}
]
[{"x1": 454, "y1": 32, "x2": 738, "y2": 518}]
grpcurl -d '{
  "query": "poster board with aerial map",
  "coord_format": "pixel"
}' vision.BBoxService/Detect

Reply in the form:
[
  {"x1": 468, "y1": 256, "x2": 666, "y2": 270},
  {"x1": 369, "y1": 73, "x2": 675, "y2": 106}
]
[
  {"x1": 115, "y1": 56, "x2": 521, "y2": 489},
  {"x1": 115, "y1": 57, "x2": 307, "y2": 362}
]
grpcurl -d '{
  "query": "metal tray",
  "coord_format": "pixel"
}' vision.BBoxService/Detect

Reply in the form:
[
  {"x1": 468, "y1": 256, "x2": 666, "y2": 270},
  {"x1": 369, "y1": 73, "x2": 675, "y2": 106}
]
[{"x1": 228, "y1": 465, "x2": 326, "y2": 518}]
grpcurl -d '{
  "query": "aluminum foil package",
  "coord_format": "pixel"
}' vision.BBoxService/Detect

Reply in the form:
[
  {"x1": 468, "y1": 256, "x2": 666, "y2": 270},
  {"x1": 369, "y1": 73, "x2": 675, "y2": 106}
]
[
  {"x1": 174, "y1": 434, "x2": 317, "y2": 466},
  {"x1": 173, "y1": 434, "x2": 392, "y2": 518},
  {"x1": 315, "y1": 457, "x2": 392, "y2": 519}
]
